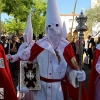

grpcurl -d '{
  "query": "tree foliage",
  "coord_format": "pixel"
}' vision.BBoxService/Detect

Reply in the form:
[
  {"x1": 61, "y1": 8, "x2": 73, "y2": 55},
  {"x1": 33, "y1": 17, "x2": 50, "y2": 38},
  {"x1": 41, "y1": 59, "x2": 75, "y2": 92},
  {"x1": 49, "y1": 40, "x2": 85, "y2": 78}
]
[
  {"x1": 1, "y1": 0, "x2": 47, "y2": 36},
  {"x1": 85, "y1": 5, "x2": 100, "y2": 29},
  {"x1": 0, "y1": 0, "x2": 5, "y2": 12},
  {"x1": 2, "y1": 19, "x2": 25, "y2": 34},
  {"x1": 1, "y1": 0, "x2": 34, "y2": 21},
  {"x1": 31, "y1": 0, "x2": 46, "y2": 36}
]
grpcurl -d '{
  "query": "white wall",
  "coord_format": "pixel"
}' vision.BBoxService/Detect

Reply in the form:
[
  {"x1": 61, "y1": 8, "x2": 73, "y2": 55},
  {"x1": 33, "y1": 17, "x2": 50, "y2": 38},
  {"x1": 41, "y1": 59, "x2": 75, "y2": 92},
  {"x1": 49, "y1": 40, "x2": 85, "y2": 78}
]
[{"x1": 60, "y1": 14, "x2": 79, "y2": 35}]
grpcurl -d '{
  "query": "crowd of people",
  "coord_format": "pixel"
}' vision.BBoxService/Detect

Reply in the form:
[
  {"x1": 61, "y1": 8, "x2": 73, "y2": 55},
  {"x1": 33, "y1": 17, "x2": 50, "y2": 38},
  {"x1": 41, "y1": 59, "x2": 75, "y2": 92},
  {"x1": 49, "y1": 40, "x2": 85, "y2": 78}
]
[
  {"x1": 0, "y1": 35, "x2": 22, "y2": 80},
  {"x1": 0, "y1": 33, "x2": 44, "y2": 81},
  {"x1": 1, "y1": 32, "x2": 97, "y2": 81},
  {"x1": 70, "y1": 35, "x2": 100, "y2": 67}
]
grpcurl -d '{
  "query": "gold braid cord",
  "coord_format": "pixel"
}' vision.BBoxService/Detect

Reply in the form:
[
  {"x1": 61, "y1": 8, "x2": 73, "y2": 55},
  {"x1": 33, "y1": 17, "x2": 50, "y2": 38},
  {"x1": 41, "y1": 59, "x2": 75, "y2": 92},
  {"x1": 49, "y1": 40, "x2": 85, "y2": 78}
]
[
  {"x1": 55, "y1": 50, "x2": 61, "y2": 65},
  {"x1": 71, "y1": 57, "x2": 79, "y2": 70}
]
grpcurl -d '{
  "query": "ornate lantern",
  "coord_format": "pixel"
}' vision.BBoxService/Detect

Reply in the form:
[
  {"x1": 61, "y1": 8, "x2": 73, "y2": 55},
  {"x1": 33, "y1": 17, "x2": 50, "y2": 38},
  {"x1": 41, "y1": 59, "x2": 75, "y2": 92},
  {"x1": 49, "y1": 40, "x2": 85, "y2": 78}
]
[{"x1": 75, "y1": 11, "x2": 87, "y2": 100}]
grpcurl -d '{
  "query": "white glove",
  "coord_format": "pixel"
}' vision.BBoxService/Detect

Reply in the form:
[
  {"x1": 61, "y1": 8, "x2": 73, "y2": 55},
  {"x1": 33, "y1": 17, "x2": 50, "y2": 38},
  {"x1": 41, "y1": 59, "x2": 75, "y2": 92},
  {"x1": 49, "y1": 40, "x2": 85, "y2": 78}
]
[
  {"x1": 10, "y1": 54, "x2": 19, "y2": 62},
  {"x1": 16, "y1": 85, "x2": 29, "y2": 93},
  {"x1": 23, "y1": 47, "x2": 31, "y2": 56},
  {"x1": 6, "y1": 54, "x2": 12, "y2": 60},
  {"x1": 20, "y1": 87, "x2": 29, "y2": 93},
  {"x1": 22, "y1": 40, "x2": 34, "y2": 58},
  {"x1": 18, "y1": 47, "x2": 31, "y2": 60},
  {"x1": 17, "y1": 41, "x2": 34, "y2": 60},
  {"x1": 76, "y1": 70, "x2": 86, "y2": 82},
  {"x1": 6, "y1": 54, "x2": 19, "y2": 62}
]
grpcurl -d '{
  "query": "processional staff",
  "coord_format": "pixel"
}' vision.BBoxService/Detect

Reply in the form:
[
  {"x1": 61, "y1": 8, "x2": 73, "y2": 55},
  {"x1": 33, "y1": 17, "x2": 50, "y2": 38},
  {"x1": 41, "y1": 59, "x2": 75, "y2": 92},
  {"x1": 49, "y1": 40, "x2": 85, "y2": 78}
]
[{"x1": 75, "y1": 11, "x2": 87, "y2": 100}]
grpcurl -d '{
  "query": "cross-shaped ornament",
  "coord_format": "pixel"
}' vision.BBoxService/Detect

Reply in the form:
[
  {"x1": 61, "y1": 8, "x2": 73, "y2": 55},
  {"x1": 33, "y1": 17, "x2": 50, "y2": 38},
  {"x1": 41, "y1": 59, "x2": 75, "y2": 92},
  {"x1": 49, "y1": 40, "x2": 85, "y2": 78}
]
[{"x1": 26, "y1": 70, "x2": 35, "y2": 80}]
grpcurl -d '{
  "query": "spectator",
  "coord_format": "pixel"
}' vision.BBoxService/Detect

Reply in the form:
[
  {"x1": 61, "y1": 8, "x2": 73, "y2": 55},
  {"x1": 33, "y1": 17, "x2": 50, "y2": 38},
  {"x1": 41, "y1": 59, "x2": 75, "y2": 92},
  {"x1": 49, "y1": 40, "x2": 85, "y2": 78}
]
[
  {"x1": 75, "y1": 37, "x2": 80, "y2": 64},
  {"x1": 88, "y1": 38, "x2": 96, "y2": 68},
  {"x1": 0, "y1": 36, "x2": 9, "y2": 54},
  {"x1": 84, "y1": 35, "x2": 91, "y2": 55},
  {"x1": 18, "y1": 37, "x2": 24, "y2": 47},
  {"x1": 9, "y1": 35, "x2": 19, "y2": 80}
]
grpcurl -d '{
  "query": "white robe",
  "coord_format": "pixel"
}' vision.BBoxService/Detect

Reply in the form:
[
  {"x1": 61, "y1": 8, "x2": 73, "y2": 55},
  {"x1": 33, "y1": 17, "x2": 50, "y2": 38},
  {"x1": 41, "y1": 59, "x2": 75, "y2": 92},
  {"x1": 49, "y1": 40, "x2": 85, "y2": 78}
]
[{"x1": 31, "y1": 37, "x2": 78, "y2": 100}]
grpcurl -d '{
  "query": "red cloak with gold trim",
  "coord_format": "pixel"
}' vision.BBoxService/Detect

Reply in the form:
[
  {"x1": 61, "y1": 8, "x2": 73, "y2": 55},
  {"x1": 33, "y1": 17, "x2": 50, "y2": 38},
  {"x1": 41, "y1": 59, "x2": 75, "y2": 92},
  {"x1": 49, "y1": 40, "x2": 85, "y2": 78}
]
[
  {"x1": 0, "y1": 44, "x2": 17, "y2": 100},
  {"x1": 29, "y1": 43, "x2": 88, "y2": 100}
]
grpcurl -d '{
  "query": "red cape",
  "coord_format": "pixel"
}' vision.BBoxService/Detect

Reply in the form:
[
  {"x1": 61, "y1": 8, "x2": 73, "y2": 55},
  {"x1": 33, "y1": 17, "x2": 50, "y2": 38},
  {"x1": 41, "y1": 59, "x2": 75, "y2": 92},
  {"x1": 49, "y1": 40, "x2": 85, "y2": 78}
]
[
  {"x1": 29, "y1": 43, "x2": 88, "y2": 100},
  {"x1": 88, "y1": 48, "x2": 100, "y2": 100},
  {"x1": 63, "y1": 44, "x2": 88, "y2": 100},
  {"x1": 0, "y1": 44, "x2": 17, "y2": 100}
]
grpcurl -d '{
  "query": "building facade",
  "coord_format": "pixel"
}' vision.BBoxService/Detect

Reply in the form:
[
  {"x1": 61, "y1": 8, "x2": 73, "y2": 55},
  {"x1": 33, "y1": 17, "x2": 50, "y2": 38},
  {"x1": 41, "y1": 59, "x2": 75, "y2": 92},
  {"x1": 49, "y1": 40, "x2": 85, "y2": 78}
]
[{"x1": 60, "y1": 13, "x2": 79, "y2": 35}]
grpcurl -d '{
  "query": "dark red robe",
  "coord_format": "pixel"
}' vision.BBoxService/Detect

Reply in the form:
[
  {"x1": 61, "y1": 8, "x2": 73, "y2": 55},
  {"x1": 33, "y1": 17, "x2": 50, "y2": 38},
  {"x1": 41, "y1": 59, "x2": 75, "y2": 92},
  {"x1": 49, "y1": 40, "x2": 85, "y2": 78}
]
[
  {"x1": 0, "y1": 44, "x2": 17, "y2": 100},
  {"x1": 88, "y1": 48, "x2": 100, "y2": 100}
]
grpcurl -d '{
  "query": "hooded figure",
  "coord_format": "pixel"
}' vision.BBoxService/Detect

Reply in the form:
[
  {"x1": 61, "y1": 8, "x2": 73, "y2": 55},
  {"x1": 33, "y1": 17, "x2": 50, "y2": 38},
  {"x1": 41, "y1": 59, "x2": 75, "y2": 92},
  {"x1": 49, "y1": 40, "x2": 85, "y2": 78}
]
[
  {"x1": 28, "y1": 0, "x2": 88, "y2": 100},
  {"x1": 45, "y1": 0, "x2": 62, "y2": 50},
  {"x1": 7, "y1": 12, "x2": 35, "y2": 61},
  {"x1": 23, "y1": 12, "x2": 33, "y2": 44},
  {"x1": 0, "y1": 44, "x2": 18, "y2": 100},
  {"x1": 62, "y1": 21, "x2": 67, "y2": 39},
  {"x1": 6, "y1": 12, "x2": 34, "y2": 100},
  {"x1": 17, "y1": 12, "x2": 35, "y2": 60},
  {"x1": 88, "y1": 43, "x2": 100, "y2": 100}
]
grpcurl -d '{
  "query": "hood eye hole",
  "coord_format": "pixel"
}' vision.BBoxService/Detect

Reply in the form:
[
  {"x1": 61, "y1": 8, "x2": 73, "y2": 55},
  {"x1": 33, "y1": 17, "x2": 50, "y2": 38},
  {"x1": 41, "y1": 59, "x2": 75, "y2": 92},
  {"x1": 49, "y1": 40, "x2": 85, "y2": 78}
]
[
  {"x1": 56, "y1": 24, "x2": 59, "y2": 27},
  {"x1": 48, "y1": 25, "x2": 51, "y2": 27}
]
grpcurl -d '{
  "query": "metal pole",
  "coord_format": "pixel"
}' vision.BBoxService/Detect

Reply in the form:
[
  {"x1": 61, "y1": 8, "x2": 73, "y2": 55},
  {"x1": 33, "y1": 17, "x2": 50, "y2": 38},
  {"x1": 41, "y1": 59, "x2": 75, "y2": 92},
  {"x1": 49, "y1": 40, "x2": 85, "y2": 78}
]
[
  {"x1": 78, "y1": 31, "x2": 84, "y2": 100},
  {"x1": 71, "y1": 0, "x2": 78, "y2": 35},
  {"x1": 76, "y1": 11, "x2": 87, "y2": 100}
]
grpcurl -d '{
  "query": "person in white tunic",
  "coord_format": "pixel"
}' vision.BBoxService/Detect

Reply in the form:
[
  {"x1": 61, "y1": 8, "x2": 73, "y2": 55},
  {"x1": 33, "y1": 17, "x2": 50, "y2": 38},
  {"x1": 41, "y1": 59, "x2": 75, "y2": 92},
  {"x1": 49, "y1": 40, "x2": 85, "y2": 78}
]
[
  {"x1": 7, "y1": 12, "x2": 34, "y2": 100},
  {"x1": 28, "y1": 0, "x2": 88, "y2": 100},
  {"x1": 7, "y1": 0, "x2": 88, "y2": 100}
]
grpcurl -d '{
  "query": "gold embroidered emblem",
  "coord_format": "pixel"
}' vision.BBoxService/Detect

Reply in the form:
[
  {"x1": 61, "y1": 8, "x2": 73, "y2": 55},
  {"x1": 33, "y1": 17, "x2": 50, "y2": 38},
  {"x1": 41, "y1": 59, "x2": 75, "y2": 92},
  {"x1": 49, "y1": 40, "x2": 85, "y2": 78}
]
[
  {"x1": 71, "y1": 57, "x2": 79, "y2": 70},
  {"x1": 0, "y1": 58, "x2": 5, "y2": 68}
]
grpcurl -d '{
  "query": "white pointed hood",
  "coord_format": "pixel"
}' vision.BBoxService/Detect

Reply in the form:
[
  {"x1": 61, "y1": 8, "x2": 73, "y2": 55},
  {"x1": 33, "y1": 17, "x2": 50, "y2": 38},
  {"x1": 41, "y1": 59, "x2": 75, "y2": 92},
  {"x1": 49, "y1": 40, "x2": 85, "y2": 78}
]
[
  {"x1": 45, "y1": 0, "x2": 62, "y2": 50},
  {"x1": 62, "y1": 21, "x2": 67, "y2": 38},
  {"x1": 23, "y1": 12, "x2": 33, "y2": 44},
  {"x1": 45, "y1": 0, "x2": 62, "y2": 28}
]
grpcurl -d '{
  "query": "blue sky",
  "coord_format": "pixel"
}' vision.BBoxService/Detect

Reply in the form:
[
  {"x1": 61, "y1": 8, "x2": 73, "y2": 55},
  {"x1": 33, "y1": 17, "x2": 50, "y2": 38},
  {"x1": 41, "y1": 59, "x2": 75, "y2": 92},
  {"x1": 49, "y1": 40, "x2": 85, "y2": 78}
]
[
  {"x1": 1, "y1": 0, "x2": 91, "y2": 21},
  {"x1": 57, "y1": 0, "x2": 91, "y2": 14}
]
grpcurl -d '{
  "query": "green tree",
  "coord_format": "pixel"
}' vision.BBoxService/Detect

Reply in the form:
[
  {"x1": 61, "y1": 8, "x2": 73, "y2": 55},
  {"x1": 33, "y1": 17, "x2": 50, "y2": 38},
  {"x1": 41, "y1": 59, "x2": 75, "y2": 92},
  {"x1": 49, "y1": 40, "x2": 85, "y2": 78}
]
[
  {"x1": 3, "y1": 18, "x2": 25, "y2": 34},
  {"x1": 85, "y1": 3, "x2": 100, "y2": 29},
  {"x1": 31, "y1": 0, "x2": 46, "y2": 36},
  {"x1": 1, "y1": 0, "x2": 47, "y2": 36},
  {"x1": 0, "y1": 0, "x2": 4, "y2": 12},
  {"x1": 2, "y1": 0, "x2": 34, "y2": 21},
  {"x1": 1, "y1": 22, "x2": 6, "y2": 35}
]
